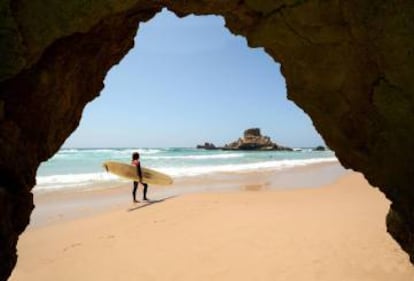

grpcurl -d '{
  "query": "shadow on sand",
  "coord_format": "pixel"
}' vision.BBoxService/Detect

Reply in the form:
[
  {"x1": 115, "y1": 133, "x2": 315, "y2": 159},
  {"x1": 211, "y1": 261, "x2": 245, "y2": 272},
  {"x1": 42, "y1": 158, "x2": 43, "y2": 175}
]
[{"x1": 127, "y1": 195, "x2": 177, "y2": 212}]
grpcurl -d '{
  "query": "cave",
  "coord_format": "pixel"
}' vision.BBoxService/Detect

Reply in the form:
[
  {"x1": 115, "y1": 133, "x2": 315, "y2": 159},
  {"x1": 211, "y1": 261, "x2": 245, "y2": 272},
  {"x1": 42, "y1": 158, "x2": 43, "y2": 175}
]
[{"x1": 1, "y1": 1, "x2": 414, "y2": 280}]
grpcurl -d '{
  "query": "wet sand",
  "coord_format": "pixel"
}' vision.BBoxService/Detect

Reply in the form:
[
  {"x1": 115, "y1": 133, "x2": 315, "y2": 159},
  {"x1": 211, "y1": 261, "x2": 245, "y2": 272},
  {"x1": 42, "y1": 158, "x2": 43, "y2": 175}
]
[
  {"x1": 10, "y1": 163, "x2": 414, "y2": 280},
  {"x1": 29, "y1": 162, "x2": 346, "y2": 228}
]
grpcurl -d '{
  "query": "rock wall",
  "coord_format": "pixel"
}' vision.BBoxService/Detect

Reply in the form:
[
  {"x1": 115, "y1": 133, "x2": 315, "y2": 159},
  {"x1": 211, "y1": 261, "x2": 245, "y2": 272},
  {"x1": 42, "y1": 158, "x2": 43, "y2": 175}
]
[
  {"x1": 0, "y1": 1, "x2": 162, "y2": 279},
  {"x1": 1, "y1": 0, "x2": 414, "y2": 279}
]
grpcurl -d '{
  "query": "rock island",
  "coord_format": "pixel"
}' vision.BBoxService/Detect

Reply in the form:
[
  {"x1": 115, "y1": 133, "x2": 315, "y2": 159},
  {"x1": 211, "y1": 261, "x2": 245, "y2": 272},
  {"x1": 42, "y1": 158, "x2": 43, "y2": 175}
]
[{"x1": 197, "y1": 128, "x2": 292, "y2": 151}]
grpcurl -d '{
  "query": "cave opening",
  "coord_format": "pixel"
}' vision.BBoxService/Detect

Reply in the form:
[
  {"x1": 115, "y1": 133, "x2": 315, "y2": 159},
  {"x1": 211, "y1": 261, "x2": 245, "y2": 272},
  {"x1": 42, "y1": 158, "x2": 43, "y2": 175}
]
[
  {"x1": 2, "y1": 2, "x2": 414, "y2": 280},
  {"x1": 32, "y1": 8, "x2": 336, "y2": 219},
  {"x1": 31, "y1": 9, "x2": 331, "y2": 190},
  {"x1": 11, "y1": 10, "x2": 355, "y2": 280}
]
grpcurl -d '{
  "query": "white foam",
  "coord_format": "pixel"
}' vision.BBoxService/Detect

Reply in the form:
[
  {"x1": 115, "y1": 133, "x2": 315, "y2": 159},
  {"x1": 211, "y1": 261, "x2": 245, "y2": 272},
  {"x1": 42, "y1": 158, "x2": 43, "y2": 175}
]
[
  {"x1": 59, "y1": 149, "x2": 80, "y2": 153},
  {"x1": 53, "y1": 148, "x2": 163, "y2": 160},
  {"x1": 118, "y1": 148, "x2": 162, "y2": 155},
  {"x1": 35, "y1": 157, "x2": 338, "y2": 191},
  {"x1": 58, "y1": 148, "x2": 162, "y2": 154},
  {"x1": 35, "y1": 172, "x2": 126, "y2": 191},
  {"x1": 146, "y1": 153, "x2": 244, "y2": 160},
  {"x1": 158, "y1": 157, "x2": 338, "y2": 177}
]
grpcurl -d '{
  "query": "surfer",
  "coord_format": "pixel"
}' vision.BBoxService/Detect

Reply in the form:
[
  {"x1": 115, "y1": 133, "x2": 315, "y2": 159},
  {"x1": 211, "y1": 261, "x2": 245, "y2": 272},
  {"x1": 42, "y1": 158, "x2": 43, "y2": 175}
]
[{"x1": 131, "y1": 152, "x2": 149, "y2": 203}]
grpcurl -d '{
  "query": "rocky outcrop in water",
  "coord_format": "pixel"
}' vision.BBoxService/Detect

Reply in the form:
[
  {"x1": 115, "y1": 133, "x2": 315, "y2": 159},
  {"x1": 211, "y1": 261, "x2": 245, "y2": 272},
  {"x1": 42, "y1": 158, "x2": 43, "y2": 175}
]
[
  {"x1": 1, "y1": 1, "x2": 414, "y2": 279},
  {"x1": 223, "y1": 128, "x2": 292, "y2": 151},
  {"x1": 196, "y1": 142, "x2": 218, "y2": 150}
]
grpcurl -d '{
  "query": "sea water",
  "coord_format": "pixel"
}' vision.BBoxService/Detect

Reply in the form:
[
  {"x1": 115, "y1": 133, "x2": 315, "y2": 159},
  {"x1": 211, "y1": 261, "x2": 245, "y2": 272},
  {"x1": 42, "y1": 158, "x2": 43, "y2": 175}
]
[{"x1": 35, "y1": 147, "x2": 337, "y2": 191}]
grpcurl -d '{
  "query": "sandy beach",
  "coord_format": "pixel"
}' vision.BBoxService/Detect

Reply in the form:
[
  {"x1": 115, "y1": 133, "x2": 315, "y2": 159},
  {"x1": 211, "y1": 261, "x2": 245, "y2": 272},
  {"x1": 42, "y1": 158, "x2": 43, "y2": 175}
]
[{"x1": 10, "y1": 164, "x2": 414, "y2": 280}]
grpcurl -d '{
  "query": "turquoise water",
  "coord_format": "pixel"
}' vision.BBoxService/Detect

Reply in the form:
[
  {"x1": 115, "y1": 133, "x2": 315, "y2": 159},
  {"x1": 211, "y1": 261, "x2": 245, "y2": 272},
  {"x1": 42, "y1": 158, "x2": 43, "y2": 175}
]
[{"x1": 36, "y1": 147, "x2": 337, "y2": 191}]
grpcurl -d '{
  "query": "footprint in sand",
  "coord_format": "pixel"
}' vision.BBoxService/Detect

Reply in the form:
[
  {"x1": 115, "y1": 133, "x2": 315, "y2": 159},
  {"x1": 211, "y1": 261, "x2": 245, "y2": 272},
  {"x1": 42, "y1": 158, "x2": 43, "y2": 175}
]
[{"x1": 63, "y1": 242, "x2": 82, "y2": 252}]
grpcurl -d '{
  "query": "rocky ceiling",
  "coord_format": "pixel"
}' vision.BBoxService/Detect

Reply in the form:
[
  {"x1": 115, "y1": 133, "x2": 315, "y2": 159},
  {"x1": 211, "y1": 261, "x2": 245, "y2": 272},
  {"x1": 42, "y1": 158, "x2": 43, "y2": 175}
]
[{"x1": 1, "y1": 1, "x2": 413, "y2": 280}]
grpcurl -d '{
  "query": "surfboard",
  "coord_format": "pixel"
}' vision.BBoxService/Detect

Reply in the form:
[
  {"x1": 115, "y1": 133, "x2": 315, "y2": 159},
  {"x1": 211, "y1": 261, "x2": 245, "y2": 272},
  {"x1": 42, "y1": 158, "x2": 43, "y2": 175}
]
[{"x1": 103, "y1": 161, "x2": 173, "y2": 186}]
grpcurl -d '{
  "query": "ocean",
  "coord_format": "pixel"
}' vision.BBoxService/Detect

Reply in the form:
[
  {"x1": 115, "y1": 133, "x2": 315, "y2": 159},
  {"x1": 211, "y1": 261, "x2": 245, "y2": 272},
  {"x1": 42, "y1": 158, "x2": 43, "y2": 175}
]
[{"x1": 35, "y1": 147, "x2": 337, "y2": 192}]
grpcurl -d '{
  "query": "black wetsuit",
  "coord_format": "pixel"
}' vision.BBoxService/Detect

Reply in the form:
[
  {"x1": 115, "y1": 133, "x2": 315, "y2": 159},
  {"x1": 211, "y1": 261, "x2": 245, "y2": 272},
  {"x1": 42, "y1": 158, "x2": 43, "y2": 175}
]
[{"x1": 132, "y1": 160, "x2": 148, "y2": 201}]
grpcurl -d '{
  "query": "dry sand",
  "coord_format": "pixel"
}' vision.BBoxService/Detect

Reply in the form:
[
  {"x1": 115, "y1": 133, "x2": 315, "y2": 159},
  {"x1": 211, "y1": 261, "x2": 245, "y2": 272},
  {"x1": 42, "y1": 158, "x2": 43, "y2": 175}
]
[{"x1": 10, "y1": 172, "x2": 414, "y2": 281}]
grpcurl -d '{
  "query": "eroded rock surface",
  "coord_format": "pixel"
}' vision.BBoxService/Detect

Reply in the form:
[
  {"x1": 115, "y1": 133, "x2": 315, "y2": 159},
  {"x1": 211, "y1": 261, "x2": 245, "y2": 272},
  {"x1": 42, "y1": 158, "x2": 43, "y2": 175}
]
[
  {"x1": 223, "y1": 128, "x2": 292, "y2": 150},
  {"x1": 1, "y1": 0, "x2": 414, "y2": 279}
]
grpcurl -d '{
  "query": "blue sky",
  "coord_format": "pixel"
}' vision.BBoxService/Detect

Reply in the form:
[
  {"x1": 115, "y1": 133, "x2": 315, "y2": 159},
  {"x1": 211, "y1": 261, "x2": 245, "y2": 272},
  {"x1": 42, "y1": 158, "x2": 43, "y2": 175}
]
[{"x1": 63, "y1": 9, "x2": 325, "y2": 148}]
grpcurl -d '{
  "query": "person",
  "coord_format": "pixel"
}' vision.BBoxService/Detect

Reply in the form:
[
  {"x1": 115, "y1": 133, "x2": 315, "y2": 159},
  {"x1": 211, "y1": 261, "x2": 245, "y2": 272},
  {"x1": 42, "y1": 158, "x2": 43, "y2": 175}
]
[{"x1": 131, "y1": 152, "x2": 149, "y2": 203}]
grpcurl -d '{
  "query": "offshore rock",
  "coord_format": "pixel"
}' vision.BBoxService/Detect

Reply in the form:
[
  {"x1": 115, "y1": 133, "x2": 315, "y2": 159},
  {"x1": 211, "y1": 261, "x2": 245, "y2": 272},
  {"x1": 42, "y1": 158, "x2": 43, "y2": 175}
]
[
  {"x1": 196, "y1": 142, "x2": 218, "y2": 150},
  {"x1": 314, "y1": 146, "x2": 326, "y2": 151},
  {"x1": 223, "y1": 128, "x2": 292, "y2": 151}
]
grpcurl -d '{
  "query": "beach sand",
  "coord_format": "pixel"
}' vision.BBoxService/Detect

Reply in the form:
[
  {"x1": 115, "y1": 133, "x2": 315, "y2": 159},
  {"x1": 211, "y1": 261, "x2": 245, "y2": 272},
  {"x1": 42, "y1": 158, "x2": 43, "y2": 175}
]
[{"x1": 10, "y1": 165, "x2": 414, "y2": 280}]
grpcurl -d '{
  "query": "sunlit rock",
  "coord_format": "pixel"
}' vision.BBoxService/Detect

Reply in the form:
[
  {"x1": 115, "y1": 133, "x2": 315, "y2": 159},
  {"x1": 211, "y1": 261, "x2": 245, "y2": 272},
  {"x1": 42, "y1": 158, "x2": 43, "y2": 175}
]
[{"x1": 223, "y1": 128, "x2": 292, "y2": 151}]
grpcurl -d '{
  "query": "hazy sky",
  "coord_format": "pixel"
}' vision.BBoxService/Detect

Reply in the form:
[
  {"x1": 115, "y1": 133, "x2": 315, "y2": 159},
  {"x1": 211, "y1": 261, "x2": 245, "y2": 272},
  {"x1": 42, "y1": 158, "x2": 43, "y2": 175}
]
[{"x1": 63, "y1": 9, "x2": 325, "y2": 148}]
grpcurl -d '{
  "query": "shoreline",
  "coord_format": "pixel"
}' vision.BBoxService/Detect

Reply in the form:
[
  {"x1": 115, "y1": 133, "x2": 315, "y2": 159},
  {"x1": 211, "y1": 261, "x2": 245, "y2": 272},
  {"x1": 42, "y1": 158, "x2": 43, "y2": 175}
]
[
  {"x1": 35, "y1": 148, "x2": 337, "y2": 192},
  {"x1": 12, "y1": 165, "x2": 414, "y2": 281},
  {"x1": 30, "y1": 161, "x2": 347, "y2": 228}
]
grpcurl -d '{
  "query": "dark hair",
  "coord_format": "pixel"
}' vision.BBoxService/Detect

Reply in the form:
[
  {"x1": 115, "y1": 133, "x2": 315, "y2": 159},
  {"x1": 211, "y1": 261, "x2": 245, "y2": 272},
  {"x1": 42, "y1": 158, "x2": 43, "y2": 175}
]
[{"x1": 132, "y1": 152, "x2": 139, "y2": 160}]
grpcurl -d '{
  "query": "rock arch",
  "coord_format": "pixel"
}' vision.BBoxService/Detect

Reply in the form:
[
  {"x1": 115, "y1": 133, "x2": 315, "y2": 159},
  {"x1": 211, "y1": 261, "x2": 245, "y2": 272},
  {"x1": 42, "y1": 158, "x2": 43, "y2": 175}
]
[{"x1": 1, "y1": 1, "x2": 413, "y2": 279}]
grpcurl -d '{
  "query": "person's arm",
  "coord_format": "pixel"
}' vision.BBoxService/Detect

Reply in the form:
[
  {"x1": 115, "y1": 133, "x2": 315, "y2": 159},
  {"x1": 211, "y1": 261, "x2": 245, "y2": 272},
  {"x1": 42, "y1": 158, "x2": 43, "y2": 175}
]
[{"x1": 137, "y1": 162, "x2": 143, "y2": 182}]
